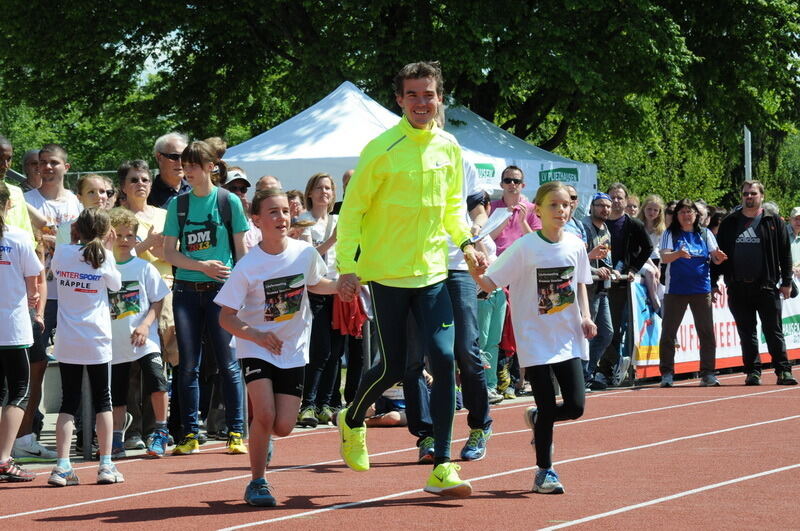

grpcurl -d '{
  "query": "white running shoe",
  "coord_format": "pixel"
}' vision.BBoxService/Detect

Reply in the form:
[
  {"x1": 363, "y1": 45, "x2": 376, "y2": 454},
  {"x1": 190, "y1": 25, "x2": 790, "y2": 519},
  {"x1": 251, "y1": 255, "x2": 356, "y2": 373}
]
[
  {"x1": 12, "y1": 433, "x2": 57, "y2": 463},
  {"x1": 97, "y1": 463, "x2": 125, "y2": 484}
]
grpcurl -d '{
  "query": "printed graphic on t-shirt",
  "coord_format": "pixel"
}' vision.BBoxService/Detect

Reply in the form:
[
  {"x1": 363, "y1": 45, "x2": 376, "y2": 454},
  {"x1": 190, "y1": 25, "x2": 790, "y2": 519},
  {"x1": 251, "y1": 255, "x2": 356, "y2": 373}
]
[
  {"x1": 108, "y1": 281, "x2": 141, "y2": 320},
  {"x1": 185, "y1": 215, "x2": 219, "y2": 252},
  {"x1": 55, "y1": 269, "x2": 101, "y2": 293},
  {"x1": 537, "y1": 266, "x2": 575, "y2": 315},
  {"x1": 263, "y1": 274, "x2": 304, "y2": 322},
  {"x1": 0, "y1": 244, "x2": 11, "y2": 265},
  {"x1": 735, "y1": 226, "x2": 760, "y2": 244}
]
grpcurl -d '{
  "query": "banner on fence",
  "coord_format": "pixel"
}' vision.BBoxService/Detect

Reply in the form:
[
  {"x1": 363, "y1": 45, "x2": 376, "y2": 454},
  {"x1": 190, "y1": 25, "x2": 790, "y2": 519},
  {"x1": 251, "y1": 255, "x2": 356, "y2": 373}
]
[{"x1": 631, "y1": 282, "x2": 800, "y2": 378}]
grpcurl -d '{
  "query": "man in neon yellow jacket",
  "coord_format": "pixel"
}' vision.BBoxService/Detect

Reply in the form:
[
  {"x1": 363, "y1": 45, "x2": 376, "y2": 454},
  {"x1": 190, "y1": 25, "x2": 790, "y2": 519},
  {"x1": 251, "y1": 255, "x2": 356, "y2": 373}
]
[{"x1": 335, "y1": 61, "x2": 484, "y2": 498}]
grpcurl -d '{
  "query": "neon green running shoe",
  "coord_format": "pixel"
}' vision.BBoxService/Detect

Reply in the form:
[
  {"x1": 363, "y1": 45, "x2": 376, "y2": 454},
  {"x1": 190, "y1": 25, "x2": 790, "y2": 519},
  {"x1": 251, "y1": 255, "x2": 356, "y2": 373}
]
[
  {"x1": 424, "y1": 462, "x2": 472, "y2": 498},
  {"x1": 172, "y1": 433, "x2": 200, "y2": 455},
  {"x1": 336, "y1": 408, "x2": 369, "y2": 471}
]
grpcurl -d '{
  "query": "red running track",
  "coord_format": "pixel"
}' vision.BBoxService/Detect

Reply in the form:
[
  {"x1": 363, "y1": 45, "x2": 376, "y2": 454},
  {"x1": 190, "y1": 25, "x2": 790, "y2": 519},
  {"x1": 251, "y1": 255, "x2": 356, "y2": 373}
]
[{"x1": 1, "y1": 370, "x2": 798, "y2": 530}]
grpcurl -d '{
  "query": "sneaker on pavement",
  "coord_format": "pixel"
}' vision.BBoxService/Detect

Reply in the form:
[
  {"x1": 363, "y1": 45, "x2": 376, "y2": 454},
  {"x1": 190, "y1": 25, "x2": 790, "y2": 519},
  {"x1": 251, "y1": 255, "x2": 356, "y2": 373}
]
[
  {"x1": 487, "y1": 388, "x2": 504, "y2": 405},
  {"x1": 776, "y1": 371, "x2": 798, "y2": 385},
  {"x1": 0, "y1": 458, "x2": 35, "y2": 482},
  {"x1": 12, "y1": 433, "x2": 57, "y2": 463},
  {"x1": 297, "y1": 406, "x2": 319, "y2": 428},
  {"x1": 336, "y1": 408, "x2": 369, "y2": 471},
  {"x1": 613, "y1": 355, "x2": 632, "y2": 386},
  {"x1": 146, "y1": 429, "x2": 169, "y2": 458},
  {"x1": 417, "y1": 436, "x2": 435, "y2": 464},
  {"x1": 502, "y1": 386, "x2": 516, "y2": 400},
  {"x1": 460, "y1": 428, "x2": 491, "y2": 461},
  {"x1": 524, "y1": 407, "x2": 538, "y2": 432},
  {"x1": 48, "y1": 466, "x2": 80, "y2": 487},
  {"x1": 124, "y1": 434, "x2": 146, "y2": 450},
  {"x1": 699, "y1": 374, "x2": 721, "y2": 387},
  {"x1": 587, "y1": 373, "x2": 608, "y2": 391},
  {"x1": 111, "y1": 442, "x2": 127, "y2": 459},
  {"x1": 244, "y1": 477, "x2": 277, "y2": 507},
  {"x1": 744, "y1": 372, "x2": 761, "y2": 386},
  {"x1": 97, "y1": 463, "x2": 125, "y2": 484},
  {"x1": 172, "y1": 433, "x2": 201, "y2": 455},
  {"x1": 316, "y1": 405, "x2": 335, "y2": 425},
  {"x1": 423, "y1": 462, "x2": 472, "y2": 498},
  {"x1": 660, "y1": 373, "x2": 674, "y2": 388},
  {"x1": 226, "y1": 432, "x2": 248, "y2": 454},
  {"x1": 532, "y1": 468, "x2": 564, "y2": 494}
]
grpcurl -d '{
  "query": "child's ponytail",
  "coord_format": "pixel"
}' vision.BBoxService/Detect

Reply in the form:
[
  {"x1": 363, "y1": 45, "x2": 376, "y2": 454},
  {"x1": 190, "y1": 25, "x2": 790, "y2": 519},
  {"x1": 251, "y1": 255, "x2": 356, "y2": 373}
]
[
  {"x1": 74, "y1": 208, "x2": 111, "y2": 269},
  {"x1": 0, "y1": 181, "x2": 9, "y2": 239}
]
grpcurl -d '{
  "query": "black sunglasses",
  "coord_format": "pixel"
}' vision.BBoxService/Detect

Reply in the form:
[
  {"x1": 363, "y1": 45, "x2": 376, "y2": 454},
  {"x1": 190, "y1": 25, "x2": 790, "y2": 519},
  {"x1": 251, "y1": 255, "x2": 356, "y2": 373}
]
[
  {"x1": 159, "y1": 152, "x2": 181, "y2": 161},
  {"x1": 570, "y1": 195, "x2": 578, "y2": 200},
  {"x1": 106, "y1": 189, "x2": 116, "y2": 197},
  {"x1": 227, "y1": 184, "x2": 249, "y2": 194},
  {"x1": 127, "y1": 177, "x2": 150, "y2": 184},
  {"x1": 502, "y1": 177, "x2": 523, "y2": 185}
]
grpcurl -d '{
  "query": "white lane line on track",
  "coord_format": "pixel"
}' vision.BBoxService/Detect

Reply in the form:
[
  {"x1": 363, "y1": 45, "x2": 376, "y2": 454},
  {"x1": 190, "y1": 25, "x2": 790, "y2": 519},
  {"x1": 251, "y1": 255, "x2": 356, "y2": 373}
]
[
  {"x1": 217, "y1": 414, "x2": 800, "y2": 529},
  {"x1": 4, "y1": 387, "x2": 797, "y2": 521},
  {"x1": 539, "y1": 462, "x2": 800, "y2": 530}
]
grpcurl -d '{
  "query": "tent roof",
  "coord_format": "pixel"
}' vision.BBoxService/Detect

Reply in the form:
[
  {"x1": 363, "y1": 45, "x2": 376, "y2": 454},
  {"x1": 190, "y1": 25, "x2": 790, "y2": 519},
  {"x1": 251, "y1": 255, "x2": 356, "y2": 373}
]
[
  {"x1": 445, "y1": 105, "x2": 578, "y2": 165},
  {"x1": 226, "y1": 81, "x2": 399, "y2": 163}
]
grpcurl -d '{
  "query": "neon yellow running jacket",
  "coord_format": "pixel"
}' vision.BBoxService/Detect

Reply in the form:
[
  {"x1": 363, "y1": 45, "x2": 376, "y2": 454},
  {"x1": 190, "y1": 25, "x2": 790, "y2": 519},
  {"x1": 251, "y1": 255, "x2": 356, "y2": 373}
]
[{"x1": 336, "y1": 116, "x2": 471, "y2": 286}]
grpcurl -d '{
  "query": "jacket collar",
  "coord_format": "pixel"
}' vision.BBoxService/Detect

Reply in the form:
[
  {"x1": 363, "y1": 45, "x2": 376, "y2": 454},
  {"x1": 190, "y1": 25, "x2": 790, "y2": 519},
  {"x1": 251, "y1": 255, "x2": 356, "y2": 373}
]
[{"x1": 398, "y1": 115, "x2": 437, "y2": 143}]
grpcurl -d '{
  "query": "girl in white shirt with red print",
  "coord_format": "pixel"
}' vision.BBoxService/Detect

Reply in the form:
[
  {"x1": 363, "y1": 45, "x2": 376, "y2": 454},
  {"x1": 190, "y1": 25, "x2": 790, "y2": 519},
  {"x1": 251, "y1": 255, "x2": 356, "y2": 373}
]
[
  {"x1": 0, "y1": 181, "x2": 43, "y2": 483},
  {"x1": 48, "y1": 208, "x2": 123, "y2": 487},
  {"x1": 469, "y1": 181, "x2": 596, "y2": 496}
]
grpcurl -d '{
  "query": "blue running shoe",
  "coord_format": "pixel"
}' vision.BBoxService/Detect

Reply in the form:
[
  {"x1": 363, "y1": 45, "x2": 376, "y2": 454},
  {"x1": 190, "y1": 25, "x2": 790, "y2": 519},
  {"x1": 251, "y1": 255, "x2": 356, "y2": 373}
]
[
  {"x1": 417, "y1": 436, "x2": 434, "y2": 464},
  {"x1": 244, "y1": 478, "x2": 277, "y2": 507},
  {"x1": 460, "y1": 428, "x2": 491, "y2": 461},
  {"x1": 147, "y1": 429, "x2": 169, "y2": 458},
  {"x1": 533, "y1": 468, "x2": 564, "y2": 494}
]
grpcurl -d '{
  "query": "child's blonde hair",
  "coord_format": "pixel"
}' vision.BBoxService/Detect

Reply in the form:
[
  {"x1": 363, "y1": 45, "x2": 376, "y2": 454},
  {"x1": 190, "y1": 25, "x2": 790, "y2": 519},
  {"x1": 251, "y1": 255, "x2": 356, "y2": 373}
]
[
  {"x1": 108, "y1": 207, "x2": 139, "y2": 233},
  {"x1": 533, "y1": 181, "x2": 569, "y2": 206}
]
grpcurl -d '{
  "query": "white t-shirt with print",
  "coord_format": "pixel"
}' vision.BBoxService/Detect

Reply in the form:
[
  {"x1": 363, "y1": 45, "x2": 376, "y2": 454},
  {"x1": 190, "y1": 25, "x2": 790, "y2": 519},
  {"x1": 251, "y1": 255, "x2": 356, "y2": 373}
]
[
  {"x1": 109, "y1": 257, "x2": 170, "y2": 364},
  {"x1": 51, "y1": 244, "x2": 121, "y2": 364},
  {"x1": 0, "y1": 226, "x2": 44, "y2": 346},
  {"x1": 25, "y1": 189, "x2": 82, "y2": 300},
  {"x1": 297, "y1": 211, "x2": 338, "y2": 279},
  {"x1": 486, "y1": 231, "x2": 592, "y2": 367},
  {"x1": 214, "y1": 239, "x2": 327, "y2": 369}
]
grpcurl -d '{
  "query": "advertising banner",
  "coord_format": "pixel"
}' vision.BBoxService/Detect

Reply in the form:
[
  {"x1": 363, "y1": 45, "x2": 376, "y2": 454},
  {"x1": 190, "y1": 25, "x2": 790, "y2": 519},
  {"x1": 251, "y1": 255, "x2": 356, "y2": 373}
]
[{"x1": 631, "y1": 281, "x2": 800, "y2": 378}]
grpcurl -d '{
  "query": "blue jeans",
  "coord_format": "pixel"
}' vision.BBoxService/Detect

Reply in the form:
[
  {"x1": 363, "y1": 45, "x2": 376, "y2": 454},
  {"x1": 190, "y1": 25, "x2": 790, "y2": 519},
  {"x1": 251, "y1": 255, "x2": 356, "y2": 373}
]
[
  {"x1": 345, "y1": 280, "x2": 456, "y2": 461},
  {"x1": 477, "y1": 288, "x2": 506, "y2": 389},
  {"x1": 173, "y1": 282, "x2": 243, "y2": 435},
  {"x1": 586, "y1": 290, "x2": 612, "y2": 380},
  {"x1": 405, "y1": 270, "x2": 491, "y2": 440}
]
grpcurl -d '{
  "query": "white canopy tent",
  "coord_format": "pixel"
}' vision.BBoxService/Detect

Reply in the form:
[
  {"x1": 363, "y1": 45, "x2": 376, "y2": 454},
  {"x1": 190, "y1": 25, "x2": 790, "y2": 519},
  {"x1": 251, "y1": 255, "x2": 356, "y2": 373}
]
[
  {"x1": 225, "y1": 81, "x2": 399, "y2": 192},
  {"x1": 226, "y1": 82, "x2": 598, "y2": 218},
  {"x1": 445, "y1": 105, "x2": 598, "y2": 218}
]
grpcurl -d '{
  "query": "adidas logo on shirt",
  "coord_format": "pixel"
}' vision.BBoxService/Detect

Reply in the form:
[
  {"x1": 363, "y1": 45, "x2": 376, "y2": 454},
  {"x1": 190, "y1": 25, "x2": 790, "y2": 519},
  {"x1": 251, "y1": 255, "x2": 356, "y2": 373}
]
[{"x1": 735, "y1": 227, "x2": 760, "y2": 244}]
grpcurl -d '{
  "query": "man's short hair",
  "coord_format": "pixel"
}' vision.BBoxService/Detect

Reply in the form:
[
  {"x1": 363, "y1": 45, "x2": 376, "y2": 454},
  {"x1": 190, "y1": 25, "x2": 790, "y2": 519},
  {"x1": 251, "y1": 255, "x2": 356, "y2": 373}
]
[
  {"x1": 501, "y1": 165, "x2": 524, "y2": 181},
  {"x1": 742, "y1": 179, "x2": 765, "y2": 195},
  {"x1": 23, "y1": 149, "x2": 39, "y2": 167},
  {"x1": 256, "y1": 175, "x2": 282, "y2": 191},
  {"x1": 393, "y1": 61, "x2": 444, "y2": 96},
  {"x1": 606, "y1": 182, "x2": 629, "y2": 197},
  {"x1": 153, "y1": 132, "x2": 189, "y2": 158},
  {"x1": 39, "y1": 143, "x2": 68, "y2": 162}
]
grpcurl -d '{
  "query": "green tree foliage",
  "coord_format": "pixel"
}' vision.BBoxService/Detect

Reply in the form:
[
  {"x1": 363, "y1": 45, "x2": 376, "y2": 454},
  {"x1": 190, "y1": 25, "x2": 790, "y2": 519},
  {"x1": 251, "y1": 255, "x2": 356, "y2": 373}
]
[{"x1": 0, "y1": 1, "x2": 798, "y2": 198}]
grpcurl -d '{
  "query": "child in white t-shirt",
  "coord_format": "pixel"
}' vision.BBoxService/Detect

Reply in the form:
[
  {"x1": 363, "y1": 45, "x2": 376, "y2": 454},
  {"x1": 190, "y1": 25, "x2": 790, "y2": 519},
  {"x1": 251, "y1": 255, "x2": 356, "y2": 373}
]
[
  {"x1": 214, "y1": 189, "x2": 338, "y2": 507},
  {"x1": 106, "y1": 209, "x2": 171, "y2": 458},
  {"x1": 48, "y1": 208, "x2": 122, "y2": 487},
  {"x1": 0, "y1": 182, "x2": 44, "y2": 482},
  {"x1": 469, "y1": 181, "x2": 597, "y2": 495}
]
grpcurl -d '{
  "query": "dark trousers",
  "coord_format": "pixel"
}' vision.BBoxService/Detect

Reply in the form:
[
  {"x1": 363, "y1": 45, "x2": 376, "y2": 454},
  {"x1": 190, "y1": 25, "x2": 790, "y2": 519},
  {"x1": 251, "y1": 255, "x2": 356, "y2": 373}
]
[
  {"x1": 727, "y1": 283, "x2": 791, "y2": 375},
  {"x1": 345, "y1": 281, "x2": 456, "y2": 460},
  {"x1": 598, "y1": 283, "x2": 629, "y2": 379},
  {"x1": 659, "y1": 292, "x2": 716, "y2": 376},
  {"x1": 528, "y1": 357, "x2": 585, "y2": 469},
  {"x1": 302, "y1": 293, "x2": 344, "y2": 409}
]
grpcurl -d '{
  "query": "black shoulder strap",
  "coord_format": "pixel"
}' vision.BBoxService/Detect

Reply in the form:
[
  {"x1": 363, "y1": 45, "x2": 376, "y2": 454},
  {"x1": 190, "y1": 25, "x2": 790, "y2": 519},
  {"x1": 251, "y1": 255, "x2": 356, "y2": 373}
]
[
  {"x1": 216, "y1": 187, "x2": 236, "y2": 264},
  {"x1": 176, "y1": 192, "x2": 191, "y2": 243}
]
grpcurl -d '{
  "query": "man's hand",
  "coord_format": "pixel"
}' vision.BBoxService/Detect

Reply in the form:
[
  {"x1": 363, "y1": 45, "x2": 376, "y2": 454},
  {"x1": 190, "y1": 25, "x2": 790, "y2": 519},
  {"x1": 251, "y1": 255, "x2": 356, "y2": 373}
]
[
  {"x1": 337, "y1": 273, "x2": 361, "y2": 302},
  {"x1": 596, "y1": 267, "x2": 611, "y2": 280},
  {"x1": 711, "y1": 285, "x2": 722, "y2": 303},
  {"x1": 463, "y1": 245, "x2": 488, "y2": 273},
  {"x1": 588, "y1": 243, "x2": 609, "y2": 261},
  {"x1": 710, "y1": 249, "x2": 728, "y2": 264},
  {"x1": 201, "y1": 260, "x2": 230, "y2": 281},
  {"x1": 780, "y1": 285, "x2": 792, "y2": 299},
  {"x1": 252, "y1": 331, "x2": 283, "y2": 355}
]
